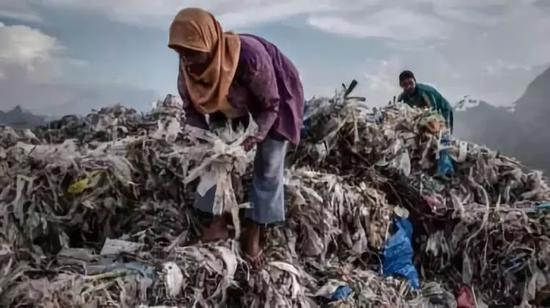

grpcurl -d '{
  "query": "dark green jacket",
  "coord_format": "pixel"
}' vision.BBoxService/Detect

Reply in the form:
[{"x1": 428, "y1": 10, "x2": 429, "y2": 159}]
[{"x1": 398, "y1": 83, "x2": 454, "y2": 131}]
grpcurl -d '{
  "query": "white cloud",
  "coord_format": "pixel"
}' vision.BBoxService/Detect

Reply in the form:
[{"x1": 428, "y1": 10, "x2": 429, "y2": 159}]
[
  {"x1": 432, "y1": 7, "x2": 498, "y2": 26},
  {"x1": 0, "y1": 23, "x2": 68, "y2": 113},
  {"x1": 0, "y1": 23, "x2": 63, "y2": 83},
  {"x1": 485, "y1": 60, "x2": 532, "y2": 76},
  {"x1": 0, "y1": 24, "x2": 59, "y2": 63},
  {"x1": 1, "y1": 0, "x2": 549, "y2": 108},
  {"x1": 35, "y1": 0, "x2": 335, "y2": 29},
  {"x1": 216, "y1": 1, "x2": 334, "y2": 29},
  {"x1": 0, "y1": 10, "x2": 42, "y2": 23},
  {"x1": 0, "y1": 23, "x2": 158, "y2": 115},
  {"x1": 0, "y1": 0, "x2": 42, "y2": 23},
  {"x1": 308, "y1": 8, "x2": 451, "y2": 41},
  {"x1": 361, "y1": 58, "x2": 403, "y2": 104},
  {"x1": 3, "y1": 0, "x2": 546, "y2": 49}
]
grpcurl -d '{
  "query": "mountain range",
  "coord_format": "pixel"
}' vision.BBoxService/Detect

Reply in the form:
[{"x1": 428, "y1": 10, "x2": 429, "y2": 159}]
[
  {"x1": 0, "y1": 106, "x2": 47, "y2": 128},
  {"x1": 455, "y1": 66, "x2": 550, "y2": 173}
]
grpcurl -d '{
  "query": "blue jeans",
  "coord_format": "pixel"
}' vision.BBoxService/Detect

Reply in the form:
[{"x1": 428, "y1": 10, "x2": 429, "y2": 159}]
[{"x1": 193, "y1": 137, "x2": 288, "y2": 225}]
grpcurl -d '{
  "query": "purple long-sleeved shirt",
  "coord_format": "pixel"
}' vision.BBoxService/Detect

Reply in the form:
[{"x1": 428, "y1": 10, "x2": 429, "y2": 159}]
[{"x1": 178, "y1": 34, "x2": 304, "y2": 145}]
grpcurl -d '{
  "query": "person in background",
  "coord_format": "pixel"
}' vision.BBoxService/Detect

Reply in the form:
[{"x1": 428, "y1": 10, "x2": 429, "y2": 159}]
[
  {"x1": 168, "y1": 8, "x2": 304, "y2": 267},
  {"x1": 398, "y1": 70, "x2": 454, "y2": 132}
]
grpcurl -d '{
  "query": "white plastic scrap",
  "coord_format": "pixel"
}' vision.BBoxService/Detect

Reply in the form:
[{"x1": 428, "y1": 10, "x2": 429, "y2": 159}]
[
  {"x1": 162, "y1": 262, "x2": 183, "y2": 297},
  {"x1": 100, "y1": 238, "x2": 143, "y2": 256}
]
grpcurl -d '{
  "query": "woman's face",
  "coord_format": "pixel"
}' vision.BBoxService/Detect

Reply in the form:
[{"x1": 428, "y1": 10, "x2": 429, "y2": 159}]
[{"x1": 175, "y1": 46, "x2": 210, "y2": 75}]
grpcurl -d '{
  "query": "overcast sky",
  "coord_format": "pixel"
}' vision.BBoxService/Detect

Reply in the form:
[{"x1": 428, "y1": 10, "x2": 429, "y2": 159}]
[{"x1": 1, "y1": 0, "x2": 549, "y2": 115}]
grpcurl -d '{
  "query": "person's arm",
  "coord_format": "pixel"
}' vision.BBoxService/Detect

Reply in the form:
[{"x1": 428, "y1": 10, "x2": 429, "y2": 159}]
[
  {"x1": 241, "y1": 49, "x2": 280, "y2": 143},
  {"x1": 177, "y1": 66, "x2": 208, "y2": 129},
  {"x1": 429, "y1": 88, "x2": 453, "y2": 130},
  {"x1": 397, "y1": 92, "x2": 405, "y2": 103},
  {"x1": 399, "y1": 92, "x2": 419, "y2": 108},
  {"x1": 439, "y1": 96, "x2": 453, "y2": 132},
  {"x1": 422, "y1": 93, "x2": 434, "y2": 109}
]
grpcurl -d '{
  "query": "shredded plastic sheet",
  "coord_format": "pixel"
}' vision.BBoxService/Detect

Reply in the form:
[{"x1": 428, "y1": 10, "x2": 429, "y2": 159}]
[{"x1": 1, "y1": 89, "x2": 550, "y2": 307}]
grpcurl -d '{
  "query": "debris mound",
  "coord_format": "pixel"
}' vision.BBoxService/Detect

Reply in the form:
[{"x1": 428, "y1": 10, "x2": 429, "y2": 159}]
[{"x1": 1, "y1": 87, "x2": 550, "y2": 307}]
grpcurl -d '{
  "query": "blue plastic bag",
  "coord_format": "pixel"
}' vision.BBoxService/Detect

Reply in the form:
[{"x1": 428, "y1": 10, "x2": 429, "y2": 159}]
[
  {"x1": 330, "y1": 285, "x2": 353, "y2": 301},
  {"x1": 436, "y1": 132, "x2": 455, "y2": 176},
  {"x1": 437, "y1": 150, "x2": 454, "y2": 176},
  {"x1": 382, "y1": 218, "x2": 420, "y2": 289}
]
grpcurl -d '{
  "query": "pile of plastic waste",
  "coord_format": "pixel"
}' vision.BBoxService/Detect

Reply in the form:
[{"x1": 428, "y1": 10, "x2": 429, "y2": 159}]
[{"x1": 1, "y1": 86, "x2": 549, "y2": 307}]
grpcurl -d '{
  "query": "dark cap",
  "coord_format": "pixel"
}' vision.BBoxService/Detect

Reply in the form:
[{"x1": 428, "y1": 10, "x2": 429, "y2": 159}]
[{"x1": 399, "y1": 70, "x2": 415, "y2": 83}]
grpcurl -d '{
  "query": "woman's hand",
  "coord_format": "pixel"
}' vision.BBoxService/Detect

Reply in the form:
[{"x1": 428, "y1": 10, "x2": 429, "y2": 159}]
[{"x1": 241, "y1": 136, "x2": 261, "y2": 152}]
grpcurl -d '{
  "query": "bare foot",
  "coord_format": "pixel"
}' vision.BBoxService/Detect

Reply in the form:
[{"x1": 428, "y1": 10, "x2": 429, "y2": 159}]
[
  {"x1": 242, "y1": 223, "x2": 265, "y2": 269},
  {"x1": 200, "y1": 215, "x2": 230, "y2": 242}
]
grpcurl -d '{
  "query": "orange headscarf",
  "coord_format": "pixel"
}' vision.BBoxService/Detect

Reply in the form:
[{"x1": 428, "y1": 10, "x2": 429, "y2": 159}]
[{"x1": 168, "y1": 8, "x2": 241, "y2": 117}]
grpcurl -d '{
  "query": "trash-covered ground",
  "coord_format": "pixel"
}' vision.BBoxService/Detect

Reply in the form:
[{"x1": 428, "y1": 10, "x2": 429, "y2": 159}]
[{"x1": 1, "y1": 86, "x2": 550, "y2": 307}]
